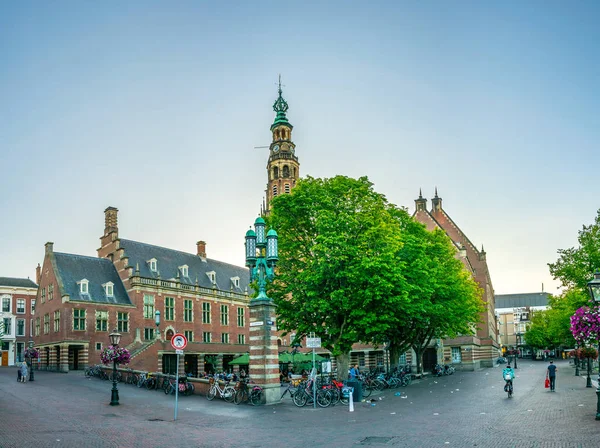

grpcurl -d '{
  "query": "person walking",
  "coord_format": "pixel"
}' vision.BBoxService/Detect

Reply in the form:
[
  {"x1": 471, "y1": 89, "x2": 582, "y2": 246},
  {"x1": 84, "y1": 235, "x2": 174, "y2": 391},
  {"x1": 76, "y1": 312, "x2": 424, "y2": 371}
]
[
  {"x1": 20, "y1": 361, "x2": 29, "y2": 383},
  {"x1": 348, "y1": 364, "x2": 359, "y2": 380},
  {"x1": 547, "y1": 360, "x2": 557, "y2": 391}
]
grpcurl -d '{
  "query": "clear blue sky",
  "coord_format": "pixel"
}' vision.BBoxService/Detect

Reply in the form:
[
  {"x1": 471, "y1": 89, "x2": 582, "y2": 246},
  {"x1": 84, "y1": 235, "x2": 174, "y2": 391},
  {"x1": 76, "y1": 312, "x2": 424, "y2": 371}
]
[{"x1": 1, "y1": 1, "x2": 598, "y2": 294}]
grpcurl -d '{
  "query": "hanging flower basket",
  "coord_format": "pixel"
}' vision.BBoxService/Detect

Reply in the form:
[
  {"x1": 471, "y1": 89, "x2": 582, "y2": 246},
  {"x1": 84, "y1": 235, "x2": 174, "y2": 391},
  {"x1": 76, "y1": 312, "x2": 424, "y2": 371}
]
[
  {"x1": 100, "y1": 346, "x2": 131, "y2": 365},
  {"x1": 24, "y1": 347, "x2": 39, "y2": 359},
  {"x1": 579, "y1": 347, "x2": 598, "y2": 360}
]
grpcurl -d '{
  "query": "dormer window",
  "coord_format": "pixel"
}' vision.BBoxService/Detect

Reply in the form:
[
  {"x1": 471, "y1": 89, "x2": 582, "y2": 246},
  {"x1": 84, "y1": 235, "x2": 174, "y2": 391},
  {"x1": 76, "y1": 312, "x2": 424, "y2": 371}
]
[
  {"x1": 103, "y1": 282, "x2": 114, "y2": 297},
  {"x1": 179, "y1": 265, "x2": 189, "y2": 277},
  {"x1": 148, "y1": 258, "x2": 157, "y2": 272},
  {"x1": 231, "y1": 276, "x2": 240, "y2": 288},
  {"x1": 207, "y1": 271, "x2": 216, "y2": 284},
  {"x1": 77, "y1": 279, "x2": 89, "y2": 294}
]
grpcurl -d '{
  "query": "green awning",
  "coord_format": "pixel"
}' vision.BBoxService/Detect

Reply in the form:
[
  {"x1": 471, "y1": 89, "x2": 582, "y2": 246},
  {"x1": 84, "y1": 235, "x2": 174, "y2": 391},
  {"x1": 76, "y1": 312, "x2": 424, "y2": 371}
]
[{"x1": 228, "y1": 354, "x2": 249, "y2": 365}]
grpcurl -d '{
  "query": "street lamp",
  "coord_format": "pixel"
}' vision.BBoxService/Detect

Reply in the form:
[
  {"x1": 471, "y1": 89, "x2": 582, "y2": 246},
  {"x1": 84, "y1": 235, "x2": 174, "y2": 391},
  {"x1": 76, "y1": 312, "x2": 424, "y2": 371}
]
[
  {"x1": 155, "y1": 310, "x2": 161, "y2": 340},
  {"x1": 291, "y1": 341, "x2": 302, "y2": 372},
  {"x1": 245, "y1": 217, "x2": 278, "y2": 303},
  {"x1": 109, "y1": 328, "x2": 121, "y2": 406},
  {"x1": 586, "y1": 269, "x2": 600, "y2": 420},
  {"x1": 28, "y1": 341, "x2": 35, "y2": 381}
]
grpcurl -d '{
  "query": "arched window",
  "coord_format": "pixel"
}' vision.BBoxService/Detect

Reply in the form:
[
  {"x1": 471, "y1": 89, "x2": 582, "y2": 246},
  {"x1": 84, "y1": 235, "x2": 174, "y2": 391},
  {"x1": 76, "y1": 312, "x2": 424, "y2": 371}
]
[
  {"x1": 272, "y1": 185, "x2": 278, "y2": 196},
  {"x1": 282, "y1": 165, "x2": 290, "y2": 178},
  {"x1": 284, "y1": 183, "x2": 290, "y2": 194},
  {"x1": 293, "y1": 167, "x2": 297, "y2": 178},
  {"x1": 273, "y1": 167, "x2": 279, "y2": 178}
]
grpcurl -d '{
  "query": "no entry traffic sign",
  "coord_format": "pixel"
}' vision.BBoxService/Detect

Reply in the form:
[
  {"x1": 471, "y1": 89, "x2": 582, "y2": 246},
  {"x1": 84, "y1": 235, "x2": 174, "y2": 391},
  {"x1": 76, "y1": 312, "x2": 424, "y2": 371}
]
[{"x1": 171, "y1": 333, "x2": 188, "y2": 350}]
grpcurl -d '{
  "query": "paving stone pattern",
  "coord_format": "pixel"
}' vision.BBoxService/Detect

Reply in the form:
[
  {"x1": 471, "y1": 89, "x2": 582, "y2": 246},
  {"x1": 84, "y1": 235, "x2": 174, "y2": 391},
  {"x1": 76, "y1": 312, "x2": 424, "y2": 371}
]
[{"x1": 0, "y1": 360, "x2": 598, "y2": 448}]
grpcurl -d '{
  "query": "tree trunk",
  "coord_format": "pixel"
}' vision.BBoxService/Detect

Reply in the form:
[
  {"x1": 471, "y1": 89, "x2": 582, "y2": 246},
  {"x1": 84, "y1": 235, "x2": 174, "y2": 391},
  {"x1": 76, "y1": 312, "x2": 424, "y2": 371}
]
[
  {"x1": 336, "y1": 352, "x2": 350, "y2": 381},
  {"x1": 389, "y1": 345, "x2": 401, "y2": 371},
  {"x1": 413, "y1": 347, "x2": 423, "y2": 375}
]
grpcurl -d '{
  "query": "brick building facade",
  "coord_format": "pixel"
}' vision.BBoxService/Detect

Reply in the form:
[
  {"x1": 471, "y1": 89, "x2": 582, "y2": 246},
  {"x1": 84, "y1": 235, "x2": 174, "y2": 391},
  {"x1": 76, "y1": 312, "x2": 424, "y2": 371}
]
[
  {"x1": 0, "y1": 277, "x2": 38, "y2": 366},
  {"x1": 413, "y1": 189, "x2": 500, "y2": 369}
]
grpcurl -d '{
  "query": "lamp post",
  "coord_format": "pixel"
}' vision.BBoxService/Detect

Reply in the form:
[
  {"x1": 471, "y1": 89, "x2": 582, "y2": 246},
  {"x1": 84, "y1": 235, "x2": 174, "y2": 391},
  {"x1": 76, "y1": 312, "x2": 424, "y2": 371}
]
[
  {"x1": 155, "y1": 310, "x2": 161, "y2": 340},
  {"x1": 586, "y1": 269, "x2": 600, "y2": 420},
  {"x1": 28, "y1": 341, "x2": 35, "y2": 381},
  {"x1": 245, "y1": 217, "x2": 278, "y2": 303},
  {"x1": 575, "y1": 344, "x2": 580, "y2": 376},
  {"x1": 244, "y1": 217, "x2": 280, "y2": 404},
  {"x1": 513, "y1": 347, "x2": 518, "y2": 369},
  {"x1": 109, "y1": 328, "x2": 121, "y2": 406},
  {"x1": 291, "y1": 342, "x2": 301, "y2": 372}
]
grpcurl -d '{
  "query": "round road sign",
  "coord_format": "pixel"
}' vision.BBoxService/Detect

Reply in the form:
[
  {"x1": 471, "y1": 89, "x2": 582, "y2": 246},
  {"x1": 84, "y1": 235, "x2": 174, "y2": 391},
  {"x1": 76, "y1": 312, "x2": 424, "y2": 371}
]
[{"x1": 171, "y1": 333, "x2": 187, "y2": 350}]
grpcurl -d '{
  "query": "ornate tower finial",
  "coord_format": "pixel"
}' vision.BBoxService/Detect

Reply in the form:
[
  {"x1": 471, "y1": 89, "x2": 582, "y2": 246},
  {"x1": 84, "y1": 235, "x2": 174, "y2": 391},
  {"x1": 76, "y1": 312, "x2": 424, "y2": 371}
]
[
  {"x1": 435, "y1": 187, "x2": 438, "y2": 197},
  {"x1": 419, "y1": 188, "x2": 423, "y2": 199}
]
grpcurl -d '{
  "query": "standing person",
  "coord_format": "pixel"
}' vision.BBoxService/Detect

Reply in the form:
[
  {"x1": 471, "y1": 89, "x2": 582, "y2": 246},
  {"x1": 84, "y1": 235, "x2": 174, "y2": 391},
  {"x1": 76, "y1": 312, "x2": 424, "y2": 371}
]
[
  {"x1": 348, "y1": 364, "x2": 358, "y2": 380},
  {"x1": 20, "y1": 361, "x2": 28, "y2": 383},
  {"x1": 547, "y1": 360, "x2": 557, "y2": 391}
]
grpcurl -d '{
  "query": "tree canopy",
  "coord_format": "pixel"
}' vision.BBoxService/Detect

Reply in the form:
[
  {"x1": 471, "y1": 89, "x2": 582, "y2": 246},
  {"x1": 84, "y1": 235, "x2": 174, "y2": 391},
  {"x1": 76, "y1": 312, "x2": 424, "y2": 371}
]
[
  {"x1": 268, "y1": 175, "x2": 484, "y2": 377},
  {"x1": 548, "y1": 209, "x2": 600, "y2": 291}
]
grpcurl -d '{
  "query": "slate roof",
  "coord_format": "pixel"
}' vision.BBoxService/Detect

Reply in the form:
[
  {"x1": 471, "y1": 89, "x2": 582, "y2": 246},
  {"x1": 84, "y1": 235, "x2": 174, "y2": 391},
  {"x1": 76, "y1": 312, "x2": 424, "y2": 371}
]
[
  {"x1": 494, "y1": 292, "x2": 550, "y2": 309},
  {"x1": 119, "y1": 239, "x2": 250, "y2": 294},
  {"x1": 53, "y1": 253, "x2": 132, "y2": 305},
  {"x1": 0, "y1": 277, "x2": 38, "y2": 289}
]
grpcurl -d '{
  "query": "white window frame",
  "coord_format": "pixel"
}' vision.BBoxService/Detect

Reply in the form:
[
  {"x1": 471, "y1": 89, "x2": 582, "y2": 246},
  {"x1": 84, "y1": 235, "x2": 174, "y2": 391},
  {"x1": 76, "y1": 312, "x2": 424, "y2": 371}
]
[
  {"x1": 16, "y1": 299, "x2": 25, "y2": 314},
  {"x1": 31, "y1": 299, "x2": 36, "y2": 314},
  {"x1": 1, "y1": 295, "x2": 11, "y2": 313},
  {"x1": 231, "y1": 276, "x2": 240, "y2": 288},
  {"x1": 102, "y1": 282, "x2": 114, "y2": 297},
  {"x1": 148, "y1": 258, "x2": 157, "y2": 272},
  {"x1": 179, "y1": 265, "x2": 189, "y2": 277},
  {"x1": 207, "y1": 271, "x2": 216, "y2": 284},
  {"x1": 451, "y1": 347, "x2": 462, "y2": 364},
  {"x1": 16, "y1": 318, "x2": 25, "y2": 336},
  {"x1": 78, "y1": 279, "x2": 89, "y2": 294}
]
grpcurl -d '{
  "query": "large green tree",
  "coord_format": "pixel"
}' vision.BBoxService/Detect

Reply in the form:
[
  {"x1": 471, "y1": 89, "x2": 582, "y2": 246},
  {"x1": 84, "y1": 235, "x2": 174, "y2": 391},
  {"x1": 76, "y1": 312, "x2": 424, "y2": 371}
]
[
  {"x1": 268, "y1": 176, "x2": 410, "y2": 378},
  {"x1": 548, "y1": 209, "x2": 600, "y2": 290},
  {"x1": 268, "y1": 175, "x2": 484, "y2": 378}
]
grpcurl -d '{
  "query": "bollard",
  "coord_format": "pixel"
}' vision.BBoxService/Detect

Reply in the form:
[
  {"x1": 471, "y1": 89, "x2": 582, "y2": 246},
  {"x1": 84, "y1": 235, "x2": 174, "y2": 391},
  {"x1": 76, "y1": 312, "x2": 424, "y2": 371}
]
[{"x1": 349, "y1": 391, "x2": 354, "y2": 412}]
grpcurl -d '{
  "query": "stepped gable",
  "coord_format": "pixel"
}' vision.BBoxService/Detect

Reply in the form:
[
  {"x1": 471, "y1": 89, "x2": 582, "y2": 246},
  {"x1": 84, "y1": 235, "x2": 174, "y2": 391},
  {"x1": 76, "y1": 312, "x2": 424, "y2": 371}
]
[
  {"x1": 119, "y1": 238, "x2": 249, "y2": 293},
  {"x1": 53, "y1": 252, "x2": 131, "y2": 305},
  {"x1": 0, "y1": 277, "x2": 38, "y2": 288}
]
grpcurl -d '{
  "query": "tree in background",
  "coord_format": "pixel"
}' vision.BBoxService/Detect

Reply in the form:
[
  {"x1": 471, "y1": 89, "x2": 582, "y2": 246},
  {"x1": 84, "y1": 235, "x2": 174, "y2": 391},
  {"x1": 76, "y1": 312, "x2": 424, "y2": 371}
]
[{"x1": 548, "y1": 209, "x2": 600, "y2": 291}]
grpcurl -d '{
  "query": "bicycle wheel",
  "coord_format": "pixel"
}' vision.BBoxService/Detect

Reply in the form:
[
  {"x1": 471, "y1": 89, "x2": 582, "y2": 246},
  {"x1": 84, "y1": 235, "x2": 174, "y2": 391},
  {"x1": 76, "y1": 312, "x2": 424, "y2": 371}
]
[
  {"x1": 293, "y1": 390, "x2": 308, "y2": 407},
  {"x1": 207, "y1": 386, "x2": 216, "y2": 401},
  {"x1": 328, "y1": 388, "x2": 340, "y2": 405},
  {"x1": 317, "y1": 390, "x2": 332, "y2": 408},
  {"x1": 223, "y1": 385, "x2": 235, "y2": 403},
  {"x1": 146, "y1": 378, "x2": 156, "y2": 390},
  {"x1": 234, "y1": 388, "x2": 248, "y2": 405},
  {"x1": 362, "y1": 384, "x2": 373, "y2": 398},
  {"x1": 137, "y1": 376, "x2": 145, "y2": 388},
  {"x1": 250, "y1": 389, "x2": 263, "y2": 406},
  {"x1": 186, "y1": 382, "x2": 195, "y2": 396}
]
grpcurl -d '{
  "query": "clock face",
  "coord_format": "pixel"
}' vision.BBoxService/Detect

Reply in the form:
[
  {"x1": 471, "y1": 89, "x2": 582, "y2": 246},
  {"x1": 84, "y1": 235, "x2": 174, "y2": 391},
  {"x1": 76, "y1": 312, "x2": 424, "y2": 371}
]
[{"x1": 273, "y1": 145, "x2": 279, "y2": 152}]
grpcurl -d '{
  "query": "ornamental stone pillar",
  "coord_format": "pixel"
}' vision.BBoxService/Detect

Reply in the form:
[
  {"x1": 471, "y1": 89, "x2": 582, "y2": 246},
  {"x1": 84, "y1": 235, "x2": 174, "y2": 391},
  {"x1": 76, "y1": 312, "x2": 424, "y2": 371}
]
[
  {"x1": 249, "y1": 300, "x2": 280, "y2": 405},
  {"x1": 59, "y1": 344, "x2": 69, "y2": 373}
]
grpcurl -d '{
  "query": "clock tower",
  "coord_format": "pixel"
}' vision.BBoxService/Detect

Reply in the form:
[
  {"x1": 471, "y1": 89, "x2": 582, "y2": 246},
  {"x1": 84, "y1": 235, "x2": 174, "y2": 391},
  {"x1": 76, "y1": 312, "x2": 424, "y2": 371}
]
[{"x1": 264, "y1": 77, "x2": 300, "y2": 214}]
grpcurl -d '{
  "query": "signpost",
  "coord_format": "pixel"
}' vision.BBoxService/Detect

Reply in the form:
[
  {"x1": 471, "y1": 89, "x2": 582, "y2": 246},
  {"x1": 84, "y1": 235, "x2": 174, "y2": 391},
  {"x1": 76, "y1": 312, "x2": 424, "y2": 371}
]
[
  {"x1": 306, "y1": 334, "x2": 321, "y2": 408},
  {"x1": 171, "y1": 333, "x2": 187, "y2": 421}
]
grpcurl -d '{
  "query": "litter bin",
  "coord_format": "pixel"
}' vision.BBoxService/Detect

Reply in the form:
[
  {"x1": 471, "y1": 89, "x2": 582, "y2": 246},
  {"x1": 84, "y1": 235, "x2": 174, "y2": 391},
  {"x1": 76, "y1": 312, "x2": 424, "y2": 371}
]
[{"x1": 347, "y1": 380, "x2": 363, "y2": 402}]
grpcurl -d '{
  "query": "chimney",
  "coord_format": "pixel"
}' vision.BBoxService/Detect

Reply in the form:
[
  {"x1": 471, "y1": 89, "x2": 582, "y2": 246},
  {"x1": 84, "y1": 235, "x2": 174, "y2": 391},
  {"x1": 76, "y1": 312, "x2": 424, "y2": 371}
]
[
  {"x1": 431, "y1": 187, "x2": 442, "y2": 212},
  {"x1": 45, "y1": 242, "x2": 54, "y2": 255},
  {"x1": 104, "y1": 206, "x2": 119, "y2": 236},
  {"x1": 36, "y1": 263, "x2": 41, "y2": 285},
  {"x1": 415, "y1": 189, "x2": 427, "y2": 212},
  {"x1": 197, "y1": 241, "x2": 207, "y2": 259}
]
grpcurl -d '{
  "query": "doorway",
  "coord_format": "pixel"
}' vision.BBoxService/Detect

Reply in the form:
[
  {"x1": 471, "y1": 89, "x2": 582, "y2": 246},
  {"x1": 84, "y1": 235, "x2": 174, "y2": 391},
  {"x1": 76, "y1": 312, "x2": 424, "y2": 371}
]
[{"x1": 73, "y1": 347, "x2": 79, "y2": 370}]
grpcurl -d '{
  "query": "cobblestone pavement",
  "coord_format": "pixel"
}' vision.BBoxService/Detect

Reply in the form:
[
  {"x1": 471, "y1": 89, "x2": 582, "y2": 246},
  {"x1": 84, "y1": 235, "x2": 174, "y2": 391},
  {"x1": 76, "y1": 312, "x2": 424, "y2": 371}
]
[{"x1": 1, "y1": 360, "x2": 598, "y2": 448}]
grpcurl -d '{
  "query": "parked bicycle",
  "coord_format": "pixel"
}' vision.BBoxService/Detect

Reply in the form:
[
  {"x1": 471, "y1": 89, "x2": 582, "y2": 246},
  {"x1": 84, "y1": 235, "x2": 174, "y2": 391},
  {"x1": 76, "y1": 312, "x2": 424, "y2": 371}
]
[{"x1": 206, "y1": 377, "x2": 235, "y2": 402}]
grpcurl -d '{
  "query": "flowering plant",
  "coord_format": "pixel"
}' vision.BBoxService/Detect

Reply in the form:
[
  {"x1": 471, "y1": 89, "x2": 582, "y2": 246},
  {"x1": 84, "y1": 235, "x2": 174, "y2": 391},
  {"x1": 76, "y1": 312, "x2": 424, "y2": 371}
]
[
  {"x1": 579, "y1": 347, "x2": 598, "y2": 360},
  {"x1": 100, "y1": 345, "x2": 131, "y2": 365},
  {"x1": 24, "y1": 347, "x2": 39, "y2": 359},
  {"x1": 570, "y1": 306, "x2": 600, "y2": 345}
]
